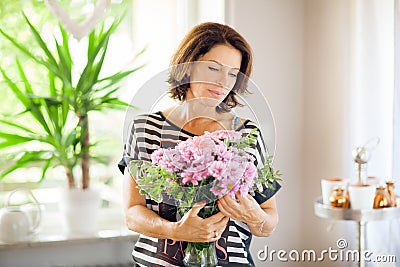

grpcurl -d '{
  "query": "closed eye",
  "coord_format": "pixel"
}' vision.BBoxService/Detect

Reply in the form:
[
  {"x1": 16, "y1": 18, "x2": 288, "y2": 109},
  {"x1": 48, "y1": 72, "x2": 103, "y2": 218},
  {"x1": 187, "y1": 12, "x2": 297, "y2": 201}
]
[
  {"x1": 208, "y1": 66, "x2": 219, "y2": 71},
  {"x1": 229, "y1": 72, "x2": 237, "y2": 78}
]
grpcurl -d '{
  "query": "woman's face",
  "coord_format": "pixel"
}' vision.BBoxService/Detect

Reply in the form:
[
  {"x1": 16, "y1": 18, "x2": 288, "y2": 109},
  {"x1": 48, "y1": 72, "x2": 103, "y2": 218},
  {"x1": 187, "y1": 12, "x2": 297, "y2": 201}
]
[{"x1": 186, "y1": 44, "x2": 242, "y2": 107}]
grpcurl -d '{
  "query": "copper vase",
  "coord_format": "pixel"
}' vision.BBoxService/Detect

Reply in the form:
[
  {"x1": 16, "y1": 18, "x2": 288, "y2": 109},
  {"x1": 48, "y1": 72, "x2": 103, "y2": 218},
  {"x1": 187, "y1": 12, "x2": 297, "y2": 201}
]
[
  {"x1": 373, "y1": 185, "x2": 392, "y2": 209},
  {"x1": 329, "y1": 187, "x2": 350, "y2": 209},
  {"x1": 386, "y1": 181, "x2": 397, "y2": 207}
]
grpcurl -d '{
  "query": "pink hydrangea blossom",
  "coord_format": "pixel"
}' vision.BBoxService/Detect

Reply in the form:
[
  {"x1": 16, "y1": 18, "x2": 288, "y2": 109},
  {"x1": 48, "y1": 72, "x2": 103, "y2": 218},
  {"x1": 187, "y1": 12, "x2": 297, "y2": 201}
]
[{"x1": 150, "y1": 129, "x2": 258, "y2": 197}]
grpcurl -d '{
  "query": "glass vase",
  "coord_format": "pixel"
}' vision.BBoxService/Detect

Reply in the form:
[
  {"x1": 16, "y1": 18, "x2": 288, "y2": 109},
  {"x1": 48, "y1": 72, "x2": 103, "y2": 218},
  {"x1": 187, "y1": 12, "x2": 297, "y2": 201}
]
[
  {"x1": 182, "y1": 202, "x2": 219, "y2": 267},
  {"x1": 183, "y1": 241, "x2": 218, "y2": 267}
]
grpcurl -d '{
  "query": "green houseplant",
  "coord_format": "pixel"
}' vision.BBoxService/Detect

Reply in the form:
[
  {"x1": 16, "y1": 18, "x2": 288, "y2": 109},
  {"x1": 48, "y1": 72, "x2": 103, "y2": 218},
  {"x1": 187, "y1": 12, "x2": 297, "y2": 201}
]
[{"x1": 0, "y1": 13, "x2": 142, "y2": 190}]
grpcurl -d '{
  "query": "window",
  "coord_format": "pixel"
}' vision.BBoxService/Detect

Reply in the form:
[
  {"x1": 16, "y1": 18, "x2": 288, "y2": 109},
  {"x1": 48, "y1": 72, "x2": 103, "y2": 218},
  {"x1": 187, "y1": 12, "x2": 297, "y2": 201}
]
[{"x1": 0, "y1": 0, "x2": 226, "y2": 210}]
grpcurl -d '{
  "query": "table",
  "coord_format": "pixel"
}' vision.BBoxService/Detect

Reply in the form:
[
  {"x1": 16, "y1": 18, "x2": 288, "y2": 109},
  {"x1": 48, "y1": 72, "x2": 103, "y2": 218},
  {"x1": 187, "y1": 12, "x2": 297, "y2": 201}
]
[{"x1": 314, "y1": 196, "x2": 400, "y2": 267}]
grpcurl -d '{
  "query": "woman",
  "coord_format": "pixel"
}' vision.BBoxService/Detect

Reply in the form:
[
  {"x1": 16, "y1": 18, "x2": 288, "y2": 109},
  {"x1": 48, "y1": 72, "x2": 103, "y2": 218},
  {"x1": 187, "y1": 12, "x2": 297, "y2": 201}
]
[{"x1": 119, "y1": 22, "x2": 280, "y2": 266}]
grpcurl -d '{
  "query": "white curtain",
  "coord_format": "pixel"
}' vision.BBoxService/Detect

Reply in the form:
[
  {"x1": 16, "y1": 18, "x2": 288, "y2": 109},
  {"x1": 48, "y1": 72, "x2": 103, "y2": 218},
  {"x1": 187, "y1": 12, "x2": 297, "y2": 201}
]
[
  {"x1": 394, "y1": 0, "x2": 400, "y2": 189},
  {"x1": 351, "y1": 0, "x2": 400, "y2": 263}
]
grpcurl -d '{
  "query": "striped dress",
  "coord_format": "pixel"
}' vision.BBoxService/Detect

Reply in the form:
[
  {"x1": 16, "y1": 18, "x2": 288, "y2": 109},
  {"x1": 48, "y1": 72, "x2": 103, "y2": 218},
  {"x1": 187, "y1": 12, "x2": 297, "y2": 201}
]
[{"x1": 118, "y1": 111, "x2": 280, "y2": 267}]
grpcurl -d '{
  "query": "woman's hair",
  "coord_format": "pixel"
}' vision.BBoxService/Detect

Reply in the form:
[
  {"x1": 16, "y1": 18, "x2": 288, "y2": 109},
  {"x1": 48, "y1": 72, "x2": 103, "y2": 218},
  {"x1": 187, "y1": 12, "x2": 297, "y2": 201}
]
[{"x1": 167, "y1": 22, "x2": 253, "y2": 112}]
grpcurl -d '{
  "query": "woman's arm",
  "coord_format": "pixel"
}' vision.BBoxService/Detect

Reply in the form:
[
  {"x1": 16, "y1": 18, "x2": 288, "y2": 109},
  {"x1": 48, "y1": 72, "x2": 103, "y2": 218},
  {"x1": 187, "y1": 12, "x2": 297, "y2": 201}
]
[
  {"x1": 217, "y1": 193, "x2": 278, "y2": 237},
  {"x1": 123, "y1": 172, "x2": 229, "y2": 242}
]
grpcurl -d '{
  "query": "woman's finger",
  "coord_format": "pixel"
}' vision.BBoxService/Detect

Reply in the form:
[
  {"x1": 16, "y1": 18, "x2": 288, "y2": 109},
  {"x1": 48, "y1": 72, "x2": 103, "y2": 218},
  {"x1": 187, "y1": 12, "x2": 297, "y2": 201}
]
[
  {"x1": 207, "y1": 211, "x2": 226, "y2": 223},
  {"x1": 222, "y1": 194, "x2": 241, "y2": 208},
  {"x1": 235, "y1": 191, "x2": 248, "y2": 204},
  {"x1": 187, "y1": 201, "x2": 207, "y2": 217},
  {"x1": 216, "y1": 199, "x2": 230, "y2": 216}
]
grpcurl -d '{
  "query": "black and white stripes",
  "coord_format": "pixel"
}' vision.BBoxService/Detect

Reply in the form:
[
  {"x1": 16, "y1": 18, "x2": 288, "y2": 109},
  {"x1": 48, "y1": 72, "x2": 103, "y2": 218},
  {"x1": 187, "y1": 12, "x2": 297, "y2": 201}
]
[{"x1": 119, "y1": 112, "x2": 280, "y2": 266}]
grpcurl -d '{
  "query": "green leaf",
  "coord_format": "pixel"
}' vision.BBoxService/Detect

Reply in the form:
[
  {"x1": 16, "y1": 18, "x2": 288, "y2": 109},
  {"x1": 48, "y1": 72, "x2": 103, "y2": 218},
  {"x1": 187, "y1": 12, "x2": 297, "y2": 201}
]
[
  {"x1": 22, "y1": 13, "x2": 58, "y2": 68},
  {"x1": 0, "y1": 151, "x2": 51, "y2": 178},
  {"x1": 38, "y1": 157, "x2": 54, "y2": 183},
  {"x1": 1, "y1": 65, "x2": 52, "y2": 134},
  {"x1": 64, "y1": 129, "x2": 78, "y2": 147},
  {"x1": 0, "y1": 28, "x2": 40, "y2": 64},
  {"x1": 28, "y1": 95, "x2": 60, "y2": 134},
  {"x1": 77, "y1": 30, "x2": 108, "y2": 94},
  {"x1": 48, "y1": 71, "x2": 57, "y2": 96},
  {"x1": 91, "y1": 45, "x2": 108, "y2": 85},
  {"x1": 0, "y1": 119, "x2": 36, "y2": 134},
  {"x1": 0, "y1": 67, "x2": 30, "y2": 107},
  {"x1": 0, "y1": 132, "x2": 36, "y2": 146},
  {"x1": 97, "y1": 66, "x2": 144, "y2": 85},
  {"x1": 60, "y1": 25, "x2": 72, "y2": 67},
  {"x1": 55, "y1": 37, "x2": 72, "y2": 82},
  {"x1": 91, "y1": 97, "x2": 129, "y2": 111},
  {"x1": 16, "y1": 58, "x2": 34, "y2": 94}
]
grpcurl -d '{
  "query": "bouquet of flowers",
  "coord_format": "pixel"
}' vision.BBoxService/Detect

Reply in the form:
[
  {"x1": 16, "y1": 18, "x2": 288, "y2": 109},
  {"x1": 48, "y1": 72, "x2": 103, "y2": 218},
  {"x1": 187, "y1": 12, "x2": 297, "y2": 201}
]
[{"x1": 128, "y1": 129, "x2": 281, "y2": 267}]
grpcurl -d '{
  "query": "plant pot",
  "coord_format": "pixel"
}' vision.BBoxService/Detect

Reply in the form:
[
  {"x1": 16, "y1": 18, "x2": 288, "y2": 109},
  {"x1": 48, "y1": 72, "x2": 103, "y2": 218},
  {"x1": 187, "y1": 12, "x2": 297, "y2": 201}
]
[{"x1": 59, "y1": 187, "x2": 101, "y2": 237}]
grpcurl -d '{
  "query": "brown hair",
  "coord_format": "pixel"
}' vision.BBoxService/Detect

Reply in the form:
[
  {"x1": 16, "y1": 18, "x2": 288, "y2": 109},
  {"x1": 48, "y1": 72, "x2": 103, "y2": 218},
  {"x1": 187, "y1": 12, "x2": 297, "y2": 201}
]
[{"x1": 167, "y1": 22, "x2": 253, "y2": 112}]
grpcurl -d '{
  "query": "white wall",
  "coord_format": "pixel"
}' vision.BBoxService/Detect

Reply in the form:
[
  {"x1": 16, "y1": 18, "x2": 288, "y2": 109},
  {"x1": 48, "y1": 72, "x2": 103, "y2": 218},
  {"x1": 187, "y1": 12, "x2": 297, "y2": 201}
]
[
  {"x1": 228, "y1": 0, "x2": 358, "y2": 266},
  {"x1": 303, "y1": 1, "x2": 355, "y2": 266},
  {"x1": 226, "y1": 0, "x2": 304, "y2": 266}
]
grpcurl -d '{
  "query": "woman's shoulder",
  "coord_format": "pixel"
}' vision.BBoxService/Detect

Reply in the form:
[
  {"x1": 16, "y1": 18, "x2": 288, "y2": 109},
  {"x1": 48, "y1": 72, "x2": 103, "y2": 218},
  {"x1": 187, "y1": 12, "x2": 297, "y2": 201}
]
[
  {"x1": 132, "y1": 111, "x2": 165, "y2": 123},
  {"x1": 126, "y1": 112, "x2": 166, "y2": 132},
  {"x1": 237, "y1": 118, "x2": 259, "y2": 131}
]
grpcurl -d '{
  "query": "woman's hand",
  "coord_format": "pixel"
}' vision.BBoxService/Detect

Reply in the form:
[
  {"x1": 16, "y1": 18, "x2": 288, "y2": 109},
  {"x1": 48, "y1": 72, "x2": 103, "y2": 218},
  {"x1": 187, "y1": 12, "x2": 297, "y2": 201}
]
[
  {"x1": 217, "y1": 192, "x2": 264, "y2": 224},
  {"x1": 217, "y1": 192, "x2": 279, "y2": 237},
  {"x1": 173, "y1": 201, "x2": 229, "y2": 242}
]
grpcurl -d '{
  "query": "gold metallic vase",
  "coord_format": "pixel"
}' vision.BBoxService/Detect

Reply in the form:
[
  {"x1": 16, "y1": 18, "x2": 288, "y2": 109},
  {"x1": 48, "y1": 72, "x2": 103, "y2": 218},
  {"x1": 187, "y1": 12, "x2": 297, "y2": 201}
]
[
  {"x1": 373, "y1": 185, "x2": 392, "y2": 209},
  {"x1": 329, "y1": 187, "x2": 350, "y2": 209},
  {"x1": 386, "y1": 181, "x2": 397, "y2": 207}
]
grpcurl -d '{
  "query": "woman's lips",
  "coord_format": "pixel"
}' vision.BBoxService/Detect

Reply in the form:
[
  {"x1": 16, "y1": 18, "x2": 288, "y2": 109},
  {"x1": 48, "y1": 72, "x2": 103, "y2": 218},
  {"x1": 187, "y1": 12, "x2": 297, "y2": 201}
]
[{"x1": 208, "y1": 89, "x2": 225, "y2": 98}]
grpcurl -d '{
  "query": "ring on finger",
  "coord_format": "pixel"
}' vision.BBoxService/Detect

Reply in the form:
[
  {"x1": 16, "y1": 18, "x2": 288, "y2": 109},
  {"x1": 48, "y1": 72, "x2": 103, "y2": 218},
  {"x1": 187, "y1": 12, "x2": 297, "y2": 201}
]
[{"x1": 214, "y1": 231, "x2": 219, "y2": 238}]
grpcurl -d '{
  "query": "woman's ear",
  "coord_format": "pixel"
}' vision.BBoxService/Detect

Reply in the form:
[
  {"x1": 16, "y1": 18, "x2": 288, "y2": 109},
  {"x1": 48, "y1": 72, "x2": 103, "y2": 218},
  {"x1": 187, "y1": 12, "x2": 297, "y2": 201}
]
[
  {"x1": 182, "y1": 73, "x2": 190, "y2": 85},
  {"x1": 185, "y1": 63, "x2": 192, "y2": 77}
]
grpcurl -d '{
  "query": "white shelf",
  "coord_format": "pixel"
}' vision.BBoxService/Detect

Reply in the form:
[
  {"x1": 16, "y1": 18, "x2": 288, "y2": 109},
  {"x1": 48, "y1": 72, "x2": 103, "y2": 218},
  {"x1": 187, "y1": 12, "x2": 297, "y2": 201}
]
[
  {"x1": 0, "y1": 207, "x2": 139, "y2": 249},
  {"x1": 314, "y1": 196, "x2": 400, "y2": 222}
]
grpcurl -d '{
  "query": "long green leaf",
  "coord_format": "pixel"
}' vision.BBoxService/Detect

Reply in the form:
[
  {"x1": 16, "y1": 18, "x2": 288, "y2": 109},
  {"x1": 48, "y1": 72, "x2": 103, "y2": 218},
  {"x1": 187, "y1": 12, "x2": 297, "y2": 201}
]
[
  {"x1": 21, "y1": 14, "x2": 68, "y2": 81},
  {"x1": 37, "y1": 96, "x2": 60, "y2": 134},
  {"x1": 87, "y1": 24, "x2": 96, "y2": 58},
  {"x1": 16, "y1": 58, "x2": 34, "y2": 94},
  {"x1": 93, "y1": 98, "x2": 129, "y2": 111},
  {"x1": 38, "y1": 156, "x2": 54, "y2": 183},
  {"x1": 89, "y1": 22, "x2": 118, "y2": 64},
  {"x1": 32, "y1": 95, "x2": 62, "y2": 144},
  {"x1": 0, "y1": 119, "x2": 36, "y2": 134},
  {"x1": 48, "y1": 71, "x2": 57, "y2": 96},
  {"x1": 1, "y1": 66, "x2": 52, "y2": 134},
  {"x1": 60, "y1": 26, "x2": 72, "y2": 67},
  {"x1": 97, "y1": 66, "x2": 144, "y2": 85},
  {"x1": 0, "y1": 28, "x2": 40, "y2": 64},
  {"x1": 88, "y1": 44, "x2": 108, "y2": 92},
  {"x1": 61, "y1": 84, "x2": 71, "y2": 125},
  {"x1": 15, "y1": 151, "x2": 50, "y2": 164},
  {"x1": 0, "y1": 163, "x2": 23, "y2": 178},
  {"x1": 98, "y1": 87, "x2": 119, "y2": 99},
  {"x1": 81, "y1": 21, "x2": 116, "y2": 81},
  {"x1": 76, "y1": 50, "x2": 106, "y2": 101},
  {"x1": 0, "y1": 132, "x2": 36, "y2": 148},
  {"x1": 131, "y1": 46, "x2": 147, "y2": 62},
  {"x1": 22, "y1": 13, "x2": 58, "y2": 68},
  {"x1": 0, "y1": 151, "x2": 51, "y2": 178},
  {"x1": 55, "y1": 38, "x2": 71, "y2": 81},
  {"x1": 0, "y1": 19, "x2": 66, "y2": 80},
  {"x1": 0, "y1": 67, "x2": 30, "y2": 107}
]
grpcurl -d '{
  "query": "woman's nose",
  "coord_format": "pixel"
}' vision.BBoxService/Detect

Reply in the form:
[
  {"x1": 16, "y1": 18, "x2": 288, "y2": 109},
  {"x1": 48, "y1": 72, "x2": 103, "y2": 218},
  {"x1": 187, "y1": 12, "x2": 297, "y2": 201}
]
[{"x1": 216, "y1": 71, "x2": 229, "y2": 88}]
